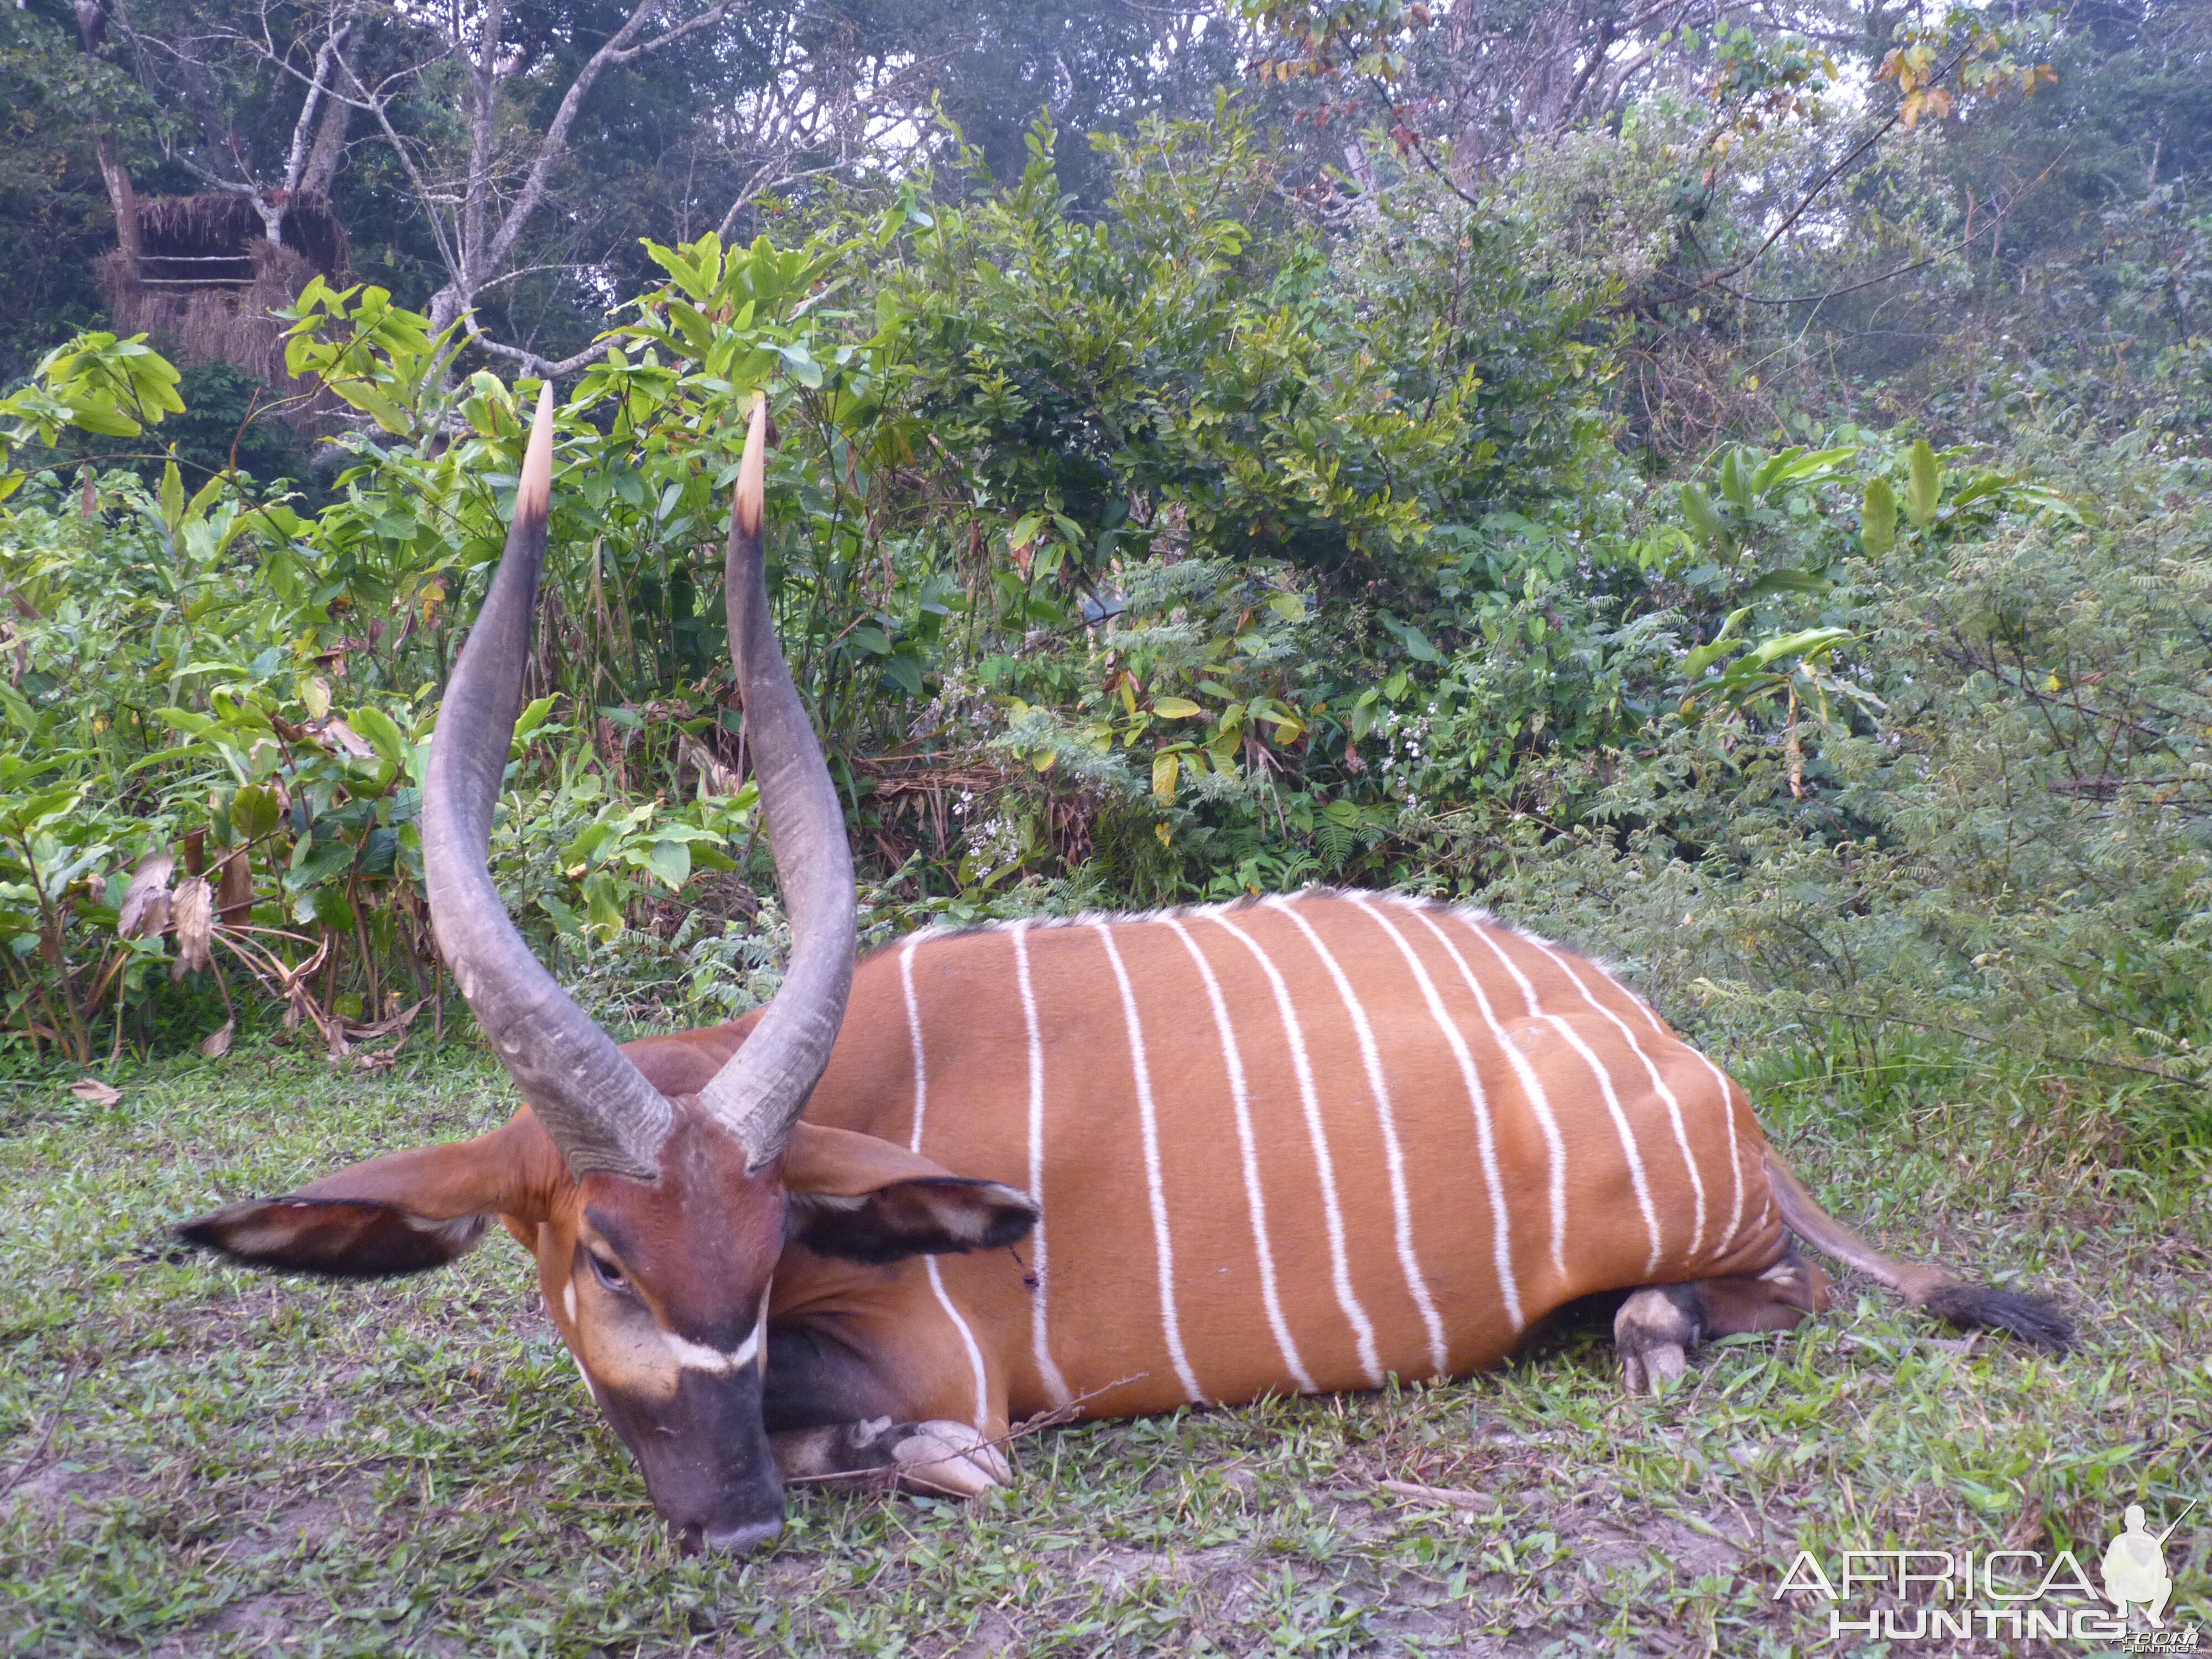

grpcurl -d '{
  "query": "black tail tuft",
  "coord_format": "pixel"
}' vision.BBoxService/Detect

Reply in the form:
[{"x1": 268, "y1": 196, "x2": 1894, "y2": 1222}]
[{"x1": 1921, "y1": 1282, "x2": 2076, "y2": 1352}]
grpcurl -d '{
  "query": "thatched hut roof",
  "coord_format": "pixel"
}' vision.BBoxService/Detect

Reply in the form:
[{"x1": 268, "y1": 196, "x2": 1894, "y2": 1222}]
[
  {"x1": 98, "y1": 191, "x2": 352, "y2": 434},
  {"x1": 132, "y1": 192, "x2": 351, "y2": 282}
]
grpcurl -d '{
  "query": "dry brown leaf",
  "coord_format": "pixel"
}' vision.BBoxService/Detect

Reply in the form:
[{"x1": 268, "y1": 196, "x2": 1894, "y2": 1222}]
[
  {"x1": 339, "y1": 999, "x2": 423, "y2": 1041},
  {"x1": 117, "y1": 849, "x2": 175, "y2": 940},
  {"x1": 170, "y1": 876, "x2": 213, "y2": 980},
  {"x1": 320, "y1": 716, "x2": 375, "y2": 759},
  {"x1": 678, "y1": 732, "x2": 745, "y2": 797},
  {"x1": 199, "y1": 1019, "x2": 235, "y2": 1058},
  {"x1": 216, "y1": 851, "x2": 253, "y2": 925},
  {"x1": 67, "y1": 1078, "x2": 121, "y2": 1108}
]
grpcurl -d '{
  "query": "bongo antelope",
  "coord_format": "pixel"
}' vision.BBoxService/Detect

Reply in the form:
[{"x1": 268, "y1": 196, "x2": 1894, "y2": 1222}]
[{"x1": 181, "y1": 390, "x2": 2072, "y2": 1555}]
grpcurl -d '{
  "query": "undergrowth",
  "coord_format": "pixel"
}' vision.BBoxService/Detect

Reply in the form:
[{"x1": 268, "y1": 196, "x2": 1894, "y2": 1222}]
[{"x1": 0, "y1": 1033, "x2": 2203, "y2": 1657}]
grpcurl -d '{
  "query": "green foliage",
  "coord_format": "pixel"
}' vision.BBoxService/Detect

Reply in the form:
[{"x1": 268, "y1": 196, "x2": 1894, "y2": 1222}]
[
  {"x1": 1, "y1": 1040, "x2": 2202, "y2": 1651},
  {"x1": 1483, "y1": 436, "x2": 2212, "y2": 1090},
  {"x1": 0, "y1": 414, "x2": 768, "y2": 1058},
  {"x1": 0, "y1": 87, "x2": 2203, "y2": 1100},
  {"x1": 0, "y1": 2, "x2": 161, "y2": 382}
]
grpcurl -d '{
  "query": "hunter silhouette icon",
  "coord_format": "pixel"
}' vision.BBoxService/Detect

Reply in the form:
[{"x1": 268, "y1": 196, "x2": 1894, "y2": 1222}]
[{"x1": 2104, "y1": 1500, "x2": 2198, "y2": 1629}]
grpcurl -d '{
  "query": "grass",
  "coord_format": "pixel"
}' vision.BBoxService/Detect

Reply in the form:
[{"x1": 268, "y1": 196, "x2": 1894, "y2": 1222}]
[{"x1": 0, "y1": 1030, "x2": 2206, "y2": 1656}]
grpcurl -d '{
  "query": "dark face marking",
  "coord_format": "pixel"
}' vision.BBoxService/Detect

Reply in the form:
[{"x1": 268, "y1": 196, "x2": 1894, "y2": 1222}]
[{"x1": 533, "y1": 1105, "x2": 791, "y2": 1553}]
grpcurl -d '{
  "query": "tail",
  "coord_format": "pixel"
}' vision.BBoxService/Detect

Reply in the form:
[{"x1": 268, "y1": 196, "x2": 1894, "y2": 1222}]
[{"x1": 1764, "y1": 1150, "x2": 2075, "y2": 1352}]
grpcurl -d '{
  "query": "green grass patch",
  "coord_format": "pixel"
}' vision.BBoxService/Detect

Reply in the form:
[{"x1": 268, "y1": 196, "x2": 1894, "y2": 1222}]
[{"x1": 2, "y1": 1037, "x2": 2206, "y2": 1655}]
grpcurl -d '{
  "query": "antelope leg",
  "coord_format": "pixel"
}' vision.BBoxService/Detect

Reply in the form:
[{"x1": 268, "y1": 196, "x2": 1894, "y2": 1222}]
[{"x1": 771, "y1": 1417, "x2": 1010, "y2": 1496}]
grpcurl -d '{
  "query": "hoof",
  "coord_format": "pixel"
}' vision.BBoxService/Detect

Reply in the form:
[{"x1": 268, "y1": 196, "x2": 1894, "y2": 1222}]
[
  {"x1": 1620, "y1": 1340, "x2": 1687, "y2": 1396},
  {"x1": 1615, "y1": 1286, "x2": 1700, "y2": 1396},
  {"x1": 890, "y1": 1420, "x2": 1010, "y2": 1498}
]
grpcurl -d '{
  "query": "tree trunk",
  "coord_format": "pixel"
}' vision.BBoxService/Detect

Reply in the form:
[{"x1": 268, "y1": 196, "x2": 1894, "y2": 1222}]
[
  {"x1": 95, "y1": 135, "x2": 139, "y2": 263},
  {"x1": 300, "y1": 88, "x2": 352, "y2": 199}
]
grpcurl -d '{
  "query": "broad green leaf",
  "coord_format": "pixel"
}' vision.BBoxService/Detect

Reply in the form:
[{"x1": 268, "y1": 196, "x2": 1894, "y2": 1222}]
[
  {"x1": 1745, "y1": 626, "x2": 1853, "y2": 670},
  {"x1": 347, "y1": 706, "x2": 408, "y2": 768},
  {"x1": 585, "y1": 875, "x2": 626, "y2": 938},
  {"x1": 185, "y1": 474, "x2": 227, "y2": 524},
  {"x1": 286, "y1": 837, "x2": 357, "y2": 890},
  {"x1": 1745, "y1": 566, "x2": 1834, "y2": 598},
  {"x1": 1947, "y1": 472, "x2": 2007, "y2": 510},
  {"x1": 1754, "y1": 445, "x2": 1858, "y2": 495},
  {"x1": 159, "y1": 461, "x2": 185, "y2": 537},
  {"x1": 512, "y1": 696, "x2": 559, "y2": 747},
  {"x1": 1679, "y1": 483, "x2": 1733, "y2": 552},
  {"x1": 1682, "y1": 607, "x2": 1753, "y2": 680},
  {"x1": 1151, "y1": 696, "x2": 1204, "y2": 718},
  {"x1": 1719, "y1": 449, "x2": 1752, "y2": 509},
  {"x1": 1906, "y1": 440, "x2": 1940, "y2": 527},
  {"x1": 640, "y1": 839, "x2": 691, "y2": 889},
  {"x1": 1152, "y1": 749, "x2": 1180, "y2": 802},
  {"x1": 2006, "y1": 484, "x2": 2082, "y2": 522},
  {"x1": 305, "y1": 884, "x2": 357, "y2": 931},
  {"x1": 1381, "y1": 618, "x2": 1442, "y2": 662},
  {"x1": 233, "y1": 784, "x2": 282, "y2": 842},
  {"x1": 154, "y1": 708, "x2": 216, "y2": 738},
  {"x1": 775, "y1": 343, "x2": 823, "y2": 389},
  {"x1": 64, "y1": 403, "x2": 139, "y2": 437},
  {"x1": 1861, "y1": 478, "x2": 1897, "y2": 554}
]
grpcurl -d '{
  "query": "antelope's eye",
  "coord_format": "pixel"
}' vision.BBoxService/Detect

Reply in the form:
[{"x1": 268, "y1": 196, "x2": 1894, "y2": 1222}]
[{"x1": 586, "y1": 1251, "x2": 627, "y2": 1291}]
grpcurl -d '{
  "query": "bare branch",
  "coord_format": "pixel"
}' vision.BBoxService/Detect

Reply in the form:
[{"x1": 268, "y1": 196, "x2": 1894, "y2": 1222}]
[
  {"x1": 479, "y1": 0, "x2": 742, "y2": 283},
  {"x1": 280, "y1": 20, "x2": 352, "y2": 197},
  {"x1": 461, "y1": 314, "x2": 614, "y2": 379},
  {"x1": 1679, "y1": 43, "x2": 1978, "y2": 298}
]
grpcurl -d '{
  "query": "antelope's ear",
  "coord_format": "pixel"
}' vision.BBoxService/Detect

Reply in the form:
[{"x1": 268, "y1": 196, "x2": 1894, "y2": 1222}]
[
  {"x1": 177, "y1": 1111, "x2": 566, "y2": 1280},
  {"x1": 782, "y1": 1122, "x2": 1037, "y2": 1265},
  {"x1": 178, "y1": 1197, "x2": 492, "y2": 1278}
]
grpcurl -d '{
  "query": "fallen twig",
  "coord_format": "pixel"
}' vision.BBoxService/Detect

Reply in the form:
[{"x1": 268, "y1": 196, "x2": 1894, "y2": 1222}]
[
  {"x1": 0, "y1": 1356, "x2": 87, "y2": 1504},
  {"x1": 1372, "y1": 1477, "x2": 1501, "y2": 1513}
]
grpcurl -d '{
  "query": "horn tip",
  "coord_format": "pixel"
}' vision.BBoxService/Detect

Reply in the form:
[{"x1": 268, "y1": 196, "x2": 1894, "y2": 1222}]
[
  {"x1": 517, "y1": 381, "x2": 555, "y2": 523},
  {"x1": 734, "y1": 398, "x2": 767, "y2": 540}
]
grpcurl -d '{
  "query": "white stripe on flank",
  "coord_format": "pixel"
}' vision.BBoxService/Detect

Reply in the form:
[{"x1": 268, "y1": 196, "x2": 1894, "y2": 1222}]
[
  {"x1": 1093, "y1": 923, "x2": 1203, "y2": 1404},
  {"x1": 1391, "y1": 900, "x2": 1567, "y2": 1280},
  {"x1": 1448, "y1": 912, "x2": 1665, "y2": 1274},
  {"x1": 1270, "y1": 897, "x2": 1456, "y2": 1370},
  {"x1": 1164, "y1": 917, "x2": 1316, "y2": 1394},
  {"x1": 1601, "y1": 969, "x2": 1746, "y2": 1254},
  {"x1": 1010, "y1": 923, "x2": 1074, "y2": 1407},
  {"x1": 1207, "y1": 910, "x2": 1383, "y2": 1389},
  {"x1": 1521, "y1": 937, "x2": 1708, "y2": 1260},
  {"x1": 1343, "y1": 895, "x2": 1519, "y2": 1341},
  {"x1": 900, "y1": 937, "x2": 992, "y2": 1427},
  {"x1": 922, "y1": 1258, "x2": 990, "y2": 1426},
  {"x1": 900, "y1": 938, "x2": 930, "y2": 1145}
]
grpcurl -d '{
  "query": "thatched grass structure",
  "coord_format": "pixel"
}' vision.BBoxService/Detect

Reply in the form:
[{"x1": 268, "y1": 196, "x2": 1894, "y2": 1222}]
[{"x1": 96, "y1": 193, "x2": 351, "y2": 431}]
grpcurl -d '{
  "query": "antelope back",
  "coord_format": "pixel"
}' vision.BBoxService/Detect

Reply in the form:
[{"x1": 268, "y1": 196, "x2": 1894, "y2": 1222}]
[{"x1": 795, "y1": 890, "x2": 1787, "y2": 1421}]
